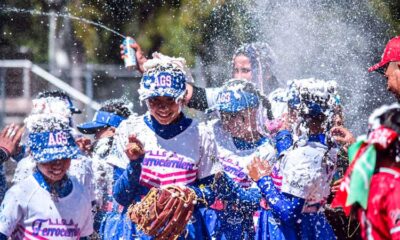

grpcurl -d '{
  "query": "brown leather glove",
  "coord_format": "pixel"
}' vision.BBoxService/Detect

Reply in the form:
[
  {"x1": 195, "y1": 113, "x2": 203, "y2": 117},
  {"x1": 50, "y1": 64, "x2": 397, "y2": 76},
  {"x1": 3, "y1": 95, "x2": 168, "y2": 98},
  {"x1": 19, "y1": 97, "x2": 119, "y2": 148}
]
[{"x1": 128, "y1": 186, "x2": 197, "y2": 240}]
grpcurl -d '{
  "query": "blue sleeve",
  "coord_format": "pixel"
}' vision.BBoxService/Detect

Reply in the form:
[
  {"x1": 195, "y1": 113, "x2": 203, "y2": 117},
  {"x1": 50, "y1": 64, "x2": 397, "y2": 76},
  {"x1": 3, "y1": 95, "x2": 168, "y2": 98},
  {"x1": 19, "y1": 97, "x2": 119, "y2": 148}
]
[
  {"x1": 112, "y1": 158, "x2": 143, "y2": 206},
  {"x1": 11, "y1": 145, "x2": 26, "y2": 162},
  {"x1": 257, "y1": 176, "x2": 304, "y2": 225},
  {"x1": 189, "y1": 173, "x2": 261, "y2": 209},
  {"x1": 113, "y1": 166, "x2": 124, "y2": 182},
  {"x1": 217, "y1": 172, "x2": 261, "y2": 210},
  {"x1": 189, "y1": 175, "x2": 217, "y2": 207},
  {"x1": 192, "y1": 172, "x2": 260, "y2": 210},
  {"x1": 275, "y1": 130, "x2": 293, "y2": 156},
  {"x1": 0, "y1": 233, "x2": 7, "y2": 240}
]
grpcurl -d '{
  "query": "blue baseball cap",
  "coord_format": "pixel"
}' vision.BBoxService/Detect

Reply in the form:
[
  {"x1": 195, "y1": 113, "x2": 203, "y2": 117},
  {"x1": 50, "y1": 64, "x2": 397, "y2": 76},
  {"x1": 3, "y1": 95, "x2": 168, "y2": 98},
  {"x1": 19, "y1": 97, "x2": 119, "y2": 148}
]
[
  {"x1": 77, "y1": 111, "x2": 126, "y2": 134},
  {"x1": 208, "y1": 80, "x2": 260, "y2": 113},
  {"x1": 28, "y1": 130, "x2": 80, "y2": 163},
  {"x1": 138, "y1": 64, "x2": 186, "y2": 101},
  {"x1": 301, "y1": 100, "x2": 328, "y2": 117}
]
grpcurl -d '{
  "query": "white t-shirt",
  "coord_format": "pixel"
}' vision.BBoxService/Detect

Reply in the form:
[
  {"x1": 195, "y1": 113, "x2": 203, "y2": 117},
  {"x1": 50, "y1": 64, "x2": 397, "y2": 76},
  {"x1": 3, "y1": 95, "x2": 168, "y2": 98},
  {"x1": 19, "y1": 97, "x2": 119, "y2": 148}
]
[
  {"x1": 12, "y1": 155, "x2": 95, "y2": 202},
  {"x1": 0, "y1": 175, "x2": 93, "y2": 239},
  {"x1": 209, "y1": 119, "x2": 276, "y2": 188},
  {"x1": 280, "y1": 141, "x2": 337, "y2": 205},
  {"x1": 107, "y1": 114, "x2": 221, "y2": 188}
]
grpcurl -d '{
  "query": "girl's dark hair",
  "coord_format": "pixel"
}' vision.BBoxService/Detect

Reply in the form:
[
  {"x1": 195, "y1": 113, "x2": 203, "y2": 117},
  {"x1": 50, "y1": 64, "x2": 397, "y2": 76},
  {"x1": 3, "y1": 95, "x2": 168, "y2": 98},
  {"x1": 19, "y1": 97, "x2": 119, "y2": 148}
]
[
  {"x1": 379, "y1": 108, "x2": 400, "y2": 135},
  {"x1": 233, "y1": 43, "x2": 280, "y2": 95},
  {"x1": 37, "y1": 90, "x2": 69, "y2": 99},
  {"x1": 99, "y1": 99, "x2": 133, "y2": 119},
  {"x1": 376, "y1": 108, "x2": 400, "y2": 160}
]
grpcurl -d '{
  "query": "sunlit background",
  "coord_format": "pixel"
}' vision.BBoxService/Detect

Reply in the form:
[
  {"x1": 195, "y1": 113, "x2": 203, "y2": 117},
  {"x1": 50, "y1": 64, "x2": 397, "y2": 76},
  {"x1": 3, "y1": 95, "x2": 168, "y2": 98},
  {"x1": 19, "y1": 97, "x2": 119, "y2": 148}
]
[{"x1": 0, "y1": 0, "x2": 399, "y2": 134}]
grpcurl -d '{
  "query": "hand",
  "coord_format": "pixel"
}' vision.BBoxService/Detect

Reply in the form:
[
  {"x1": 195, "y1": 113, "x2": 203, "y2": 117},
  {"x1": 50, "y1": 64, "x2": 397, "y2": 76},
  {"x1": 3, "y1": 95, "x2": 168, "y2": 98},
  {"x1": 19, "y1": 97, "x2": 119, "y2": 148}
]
[
  {"x1": 0, "y1": 124, "x2": 25, "y2": 156},
  {"x1": 331, "y1": 178, "x2": 343, "y2": 194},
  {"x1": 120, "y1": 39, "x2": 148, "y2": 73},
  {"x1": 75, "y1": 137, "x2": 92, "y2": 156},
  {"x1": 278, "y1": 113, "x2": 290, "y2": 131},
  {"x1": 183, "y1": 83, "x2": 194, "y2": 106},
  {"x1": 330, "y1": 126, "x2": 355, "y2": 149},
  {"x1": 247, "y1": 157, "x2": 272, "y2": 182},
  {"x1": 125, "y1": 134, "x2": 145, "y2": 161}
]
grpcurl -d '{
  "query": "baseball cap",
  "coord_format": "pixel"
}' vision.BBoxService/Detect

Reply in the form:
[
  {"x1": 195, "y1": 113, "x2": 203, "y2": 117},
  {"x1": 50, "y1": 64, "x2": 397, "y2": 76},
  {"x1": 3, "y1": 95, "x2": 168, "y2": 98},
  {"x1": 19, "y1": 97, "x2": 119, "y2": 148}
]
[
  {"x1": 207, "y1": 79, "x2": 260, "y2": 113},
  {"x1": 138, "y1": 63, "x2": 186, "y2": 101},
  {"x1": 28, "y1": 130, "x2": 80, "y2": 163},
  {"x1": 77, "y1": 111, "x2": 126, "y2": 134},
  {"x1": 37, "y1": 90, "x2": 82, "y2": 114},
  {"x1": 287, "y1": 79, "x2": 336, "y2": 117},
  {"x1": 368, "y1": 36, "x2": 400, "y2": 73}
]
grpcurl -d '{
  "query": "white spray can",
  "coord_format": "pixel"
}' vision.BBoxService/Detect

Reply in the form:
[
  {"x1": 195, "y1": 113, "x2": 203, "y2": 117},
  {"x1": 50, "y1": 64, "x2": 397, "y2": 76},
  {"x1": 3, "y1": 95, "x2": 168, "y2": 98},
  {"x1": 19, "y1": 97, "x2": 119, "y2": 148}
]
[{"x1": 123, "y1": 37, "x2": 137, "y2": 69}]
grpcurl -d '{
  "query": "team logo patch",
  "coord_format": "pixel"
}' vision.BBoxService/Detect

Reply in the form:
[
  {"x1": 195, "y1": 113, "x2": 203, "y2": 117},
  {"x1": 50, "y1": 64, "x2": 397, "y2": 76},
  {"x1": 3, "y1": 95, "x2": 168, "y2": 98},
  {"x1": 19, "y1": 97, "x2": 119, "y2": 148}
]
[
  {"x1": 218, "y1": 92, "x2": 231, "y2": 103},
  {"x1": 155, "y1": 73, "x2": 173, "y2": 87},
  {"x1": 48, "y1": 131, "x2": 69, "y2": 146}
]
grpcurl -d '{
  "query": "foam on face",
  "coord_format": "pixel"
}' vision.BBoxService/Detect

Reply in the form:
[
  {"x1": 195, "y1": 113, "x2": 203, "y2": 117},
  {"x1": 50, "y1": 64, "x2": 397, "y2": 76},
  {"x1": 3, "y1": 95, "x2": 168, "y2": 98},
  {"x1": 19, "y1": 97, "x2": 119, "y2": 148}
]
[{"x1": 288, "y1": 78, "x2": 338, "y2": 116}]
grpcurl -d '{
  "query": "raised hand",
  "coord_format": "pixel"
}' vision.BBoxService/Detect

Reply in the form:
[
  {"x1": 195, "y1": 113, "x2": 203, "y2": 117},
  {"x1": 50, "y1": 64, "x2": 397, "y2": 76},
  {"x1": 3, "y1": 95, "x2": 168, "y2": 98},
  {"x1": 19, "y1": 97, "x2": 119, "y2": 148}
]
[
  {"x1": 0, "y1": 124, "x2": 25, "y2": 158},
  {"x1": 331, "y1": 178, "x2": 343, "y2": 194},
  {"x1": 120, "y1": 38, "x2": 148, "y2": 73},
  {"x1": 247, "y1": 157, "x2": 272, "y2": 182},
  {"x1": 125, "y1": 134, "x2": 145, "y2": 161},
  {"x1": 330, "y1": 126, "x2": 355, "y2": 150},
  {"x1": 75, "y1": 137, "x2": 92, "y2": 156}
]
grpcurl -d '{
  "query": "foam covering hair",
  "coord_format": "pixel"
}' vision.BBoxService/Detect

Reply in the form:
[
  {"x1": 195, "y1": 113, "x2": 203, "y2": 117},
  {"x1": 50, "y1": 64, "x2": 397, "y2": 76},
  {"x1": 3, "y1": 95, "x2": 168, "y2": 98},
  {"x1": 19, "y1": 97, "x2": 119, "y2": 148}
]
[
  {"x1": 139, "y1": 62, "x2": 187, "y2": 101},
  {"x1": 287, "y1": 78, "x2": 338, "y2": 117},
  {"x1": 143, "y1": 52, "x2": 193, "y2": 83},
  {"x1": 24, "y1": 97, "x2": 72, "y2": 133}
]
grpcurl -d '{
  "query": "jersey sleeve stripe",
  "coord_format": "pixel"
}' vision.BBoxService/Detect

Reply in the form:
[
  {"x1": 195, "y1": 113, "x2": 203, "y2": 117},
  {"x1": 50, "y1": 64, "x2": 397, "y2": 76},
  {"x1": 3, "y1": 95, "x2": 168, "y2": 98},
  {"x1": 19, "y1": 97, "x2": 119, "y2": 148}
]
[{"x1": 141, "y1": 167, "x2": 198, "y2": 177}]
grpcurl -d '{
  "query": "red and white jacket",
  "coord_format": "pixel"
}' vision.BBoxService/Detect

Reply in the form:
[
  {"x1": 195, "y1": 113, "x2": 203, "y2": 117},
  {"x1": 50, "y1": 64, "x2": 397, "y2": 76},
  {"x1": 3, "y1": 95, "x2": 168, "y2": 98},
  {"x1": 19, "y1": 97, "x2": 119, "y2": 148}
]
[{"x1": 359, "y1": 166, "x2": 400, "y2": 240}]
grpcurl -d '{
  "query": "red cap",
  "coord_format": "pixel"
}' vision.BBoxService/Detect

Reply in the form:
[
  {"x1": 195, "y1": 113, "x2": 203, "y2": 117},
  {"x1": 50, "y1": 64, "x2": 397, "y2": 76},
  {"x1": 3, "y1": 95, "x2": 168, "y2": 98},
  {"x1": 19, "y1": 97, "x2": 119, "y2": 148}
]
[{"x1": 369, "y1": 36, "x2": 400, "y2": 72}]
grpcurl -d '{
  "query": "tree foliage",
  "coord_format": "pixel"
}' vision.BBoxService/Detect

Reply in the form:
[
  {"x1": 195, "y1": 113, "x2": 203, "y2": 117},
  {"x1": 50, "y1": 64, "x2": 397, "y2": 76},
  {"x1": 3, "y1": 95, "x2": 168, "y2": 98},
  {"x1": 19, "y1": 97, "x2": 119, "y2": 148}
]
[
  {"x1": 369, "y1": 0, "x2": 400, "y2": 35},
  {"x1": 1, "y1": 0, "x2": 399, "y2": 67}
]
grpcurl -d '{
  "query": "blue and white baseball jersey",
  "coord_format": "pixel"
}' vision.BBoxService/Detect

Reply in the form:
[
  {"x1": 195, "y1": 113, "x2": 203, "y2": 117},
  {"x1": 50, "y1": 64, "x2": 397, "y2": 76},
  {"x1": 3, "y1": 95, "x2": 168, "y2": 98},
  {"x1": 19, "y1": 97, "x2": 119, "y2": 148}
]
[
  {"x1": 280, "y1": 141, "x2": 338, "y2": 205},
  {"x1": 107, "y1": 114, "x2": 220, "y2": 188},
  {"x1": 0, "y1": 175, "x2": 93, "y2": 239},
  {"x1": 12, "y1": 155, "x2": 95, "y2": 202},
  {"x1": 209, "y1": 119, "x2": 276, "y2": 188}
]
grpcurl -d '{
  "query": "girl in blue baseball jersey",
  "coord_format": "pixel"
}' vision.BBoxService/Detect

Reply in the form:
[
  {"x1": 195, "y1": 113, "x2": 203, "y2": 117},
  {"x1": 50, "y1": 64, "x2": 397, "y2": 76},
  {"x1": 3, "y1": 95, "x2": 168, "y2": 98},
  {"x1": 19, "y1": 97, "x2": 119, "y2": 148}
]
[
  {"x1": 77, "y1": 99, "x2": 134, "y2": 239},
  {"x1": 202, "y1": 78, "x2": 276, "y2": 240},
  {"x1": 0, "y1": 108, "x2": 93, "y2": 240},
  {"x1": 108, "y1": 60, "x2": 221, "y2": 239},
  {"x1": 248, "y1": 79, "x2": 339, "y2": 240}
]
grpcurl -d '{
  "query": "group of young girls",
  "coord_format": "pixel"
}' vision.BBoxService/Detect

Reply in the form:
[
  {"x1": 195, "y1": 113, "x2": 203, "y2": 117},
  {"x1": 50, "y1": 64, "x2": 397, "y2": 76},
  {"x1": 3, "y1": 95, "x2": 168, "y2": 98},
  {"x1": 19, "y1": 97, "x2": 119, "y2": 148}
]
[{"x1": 0, "y1": 39, "x2": 398, "y2": 240}]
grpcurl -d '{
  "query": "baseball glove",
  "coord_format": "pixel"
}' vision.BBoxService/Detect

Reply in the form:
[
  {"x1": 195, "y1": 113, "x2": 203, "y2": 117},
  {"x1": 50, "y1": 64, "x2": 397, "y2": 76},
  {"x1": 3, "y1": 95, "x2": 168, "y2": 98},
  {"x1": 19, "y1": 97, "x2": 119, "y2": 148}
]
[{"x1": 127, "y1": 185, "x2": 198, "y2": 239}]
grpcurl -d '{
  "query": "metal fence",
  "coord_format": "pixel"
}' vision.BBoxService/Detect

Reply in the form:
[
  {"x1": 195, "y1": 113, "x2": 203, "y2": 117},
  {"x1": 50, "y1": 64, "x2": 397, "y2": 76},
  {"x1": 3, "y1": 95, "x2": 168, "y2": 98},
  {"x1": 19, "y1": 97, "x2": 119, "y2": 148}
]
[{"x1": 0, "y1": 60, "x2": 146, "y2": 127}]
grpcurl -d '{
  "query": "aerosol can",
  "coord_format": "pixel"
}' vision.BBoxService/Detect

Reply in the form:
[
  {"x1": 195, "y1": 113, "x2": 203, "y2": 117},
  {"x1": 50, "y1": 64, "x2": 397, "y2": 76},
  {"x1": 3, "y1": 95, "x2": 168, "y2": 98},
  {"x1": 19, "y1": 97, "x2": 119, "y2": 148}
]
[{"x1": 123, "y1": 37, "x2": 137, "y2": 69}]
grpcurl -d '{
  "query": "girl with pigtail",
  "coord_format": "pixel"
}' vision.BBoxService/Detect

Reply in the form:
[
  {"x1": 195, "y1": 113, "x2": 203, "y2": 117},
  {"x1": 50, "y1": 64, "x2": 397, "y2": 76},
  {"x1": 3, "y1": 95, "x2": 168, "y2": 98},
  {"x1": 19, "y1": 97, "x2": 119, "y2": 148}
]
[{"x1": 201, "y1": 78, "x2": 276, "y2": 240}]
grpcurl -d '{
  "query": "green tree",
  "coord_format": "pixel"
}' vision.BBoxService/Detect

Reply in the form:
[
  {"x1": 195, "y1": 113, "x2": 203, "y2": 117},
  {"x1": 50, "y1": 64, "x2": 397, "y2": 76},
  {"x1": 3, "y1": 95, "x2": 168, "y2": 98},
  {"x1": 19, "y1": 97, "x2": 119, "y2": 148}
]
[{"x1": 369, "y1": 0, "x2": 400, "y2": 35}]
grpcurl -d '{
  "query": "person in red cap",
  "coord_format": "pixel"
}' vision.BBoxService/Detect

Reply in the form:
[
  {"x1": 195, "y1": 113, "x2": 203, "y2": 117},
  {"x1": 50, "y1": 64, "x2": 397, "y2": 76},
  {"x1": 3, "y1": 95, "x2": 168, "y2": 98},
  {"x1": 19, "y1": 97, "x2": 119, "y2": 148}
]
[{"x1": 369, "y1": 36, "x2": 400, "y2": 99}]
